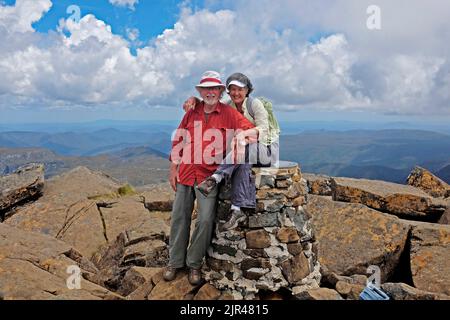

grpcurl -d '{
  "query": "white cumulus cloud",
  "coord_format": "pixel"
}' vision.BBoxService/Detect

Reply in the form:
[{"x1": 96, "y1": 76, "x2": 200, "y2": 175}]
[
  {"x1": 0, "y1": 0, "x2": 52, "y2": 33},
  {"x1": 0, "y1": 0, "x2": 449, "y2": 116}
]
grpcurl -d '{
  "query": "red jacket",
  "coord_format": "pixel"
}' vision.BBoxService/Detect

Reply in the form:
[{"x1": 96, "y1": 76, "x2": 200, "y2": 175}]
[{"x1": 170, "y1": 101, "x2": 255, "y2": 186}]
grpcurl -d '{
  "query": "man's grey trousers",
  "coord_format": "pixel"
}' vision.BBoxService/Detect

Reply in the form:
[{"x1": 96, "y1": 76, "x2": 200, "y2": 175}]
[{"x1": 168, "y1": 183, "x2": 218, "y2": 269}]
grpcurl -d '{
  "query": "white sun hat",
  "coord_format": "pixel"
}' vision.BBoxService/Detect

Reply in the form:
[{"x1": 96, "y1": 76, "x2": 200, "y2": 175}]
[
  {"x1": 195, "y1": 71, "x2": 226, "y2": 88},
  {"x1": 227, "y1": 80, "x2": 246, "y2": 88}
]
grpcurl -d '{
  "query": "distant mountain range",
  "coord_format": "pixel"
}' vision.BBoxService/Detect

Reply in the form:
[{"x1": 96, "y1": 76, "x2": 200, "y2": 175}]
[
  {"x1": 0, "y1": 129, "x2": 172, "y2": 156},
  {"x1": 281, "y1": 129, "x2": 450, "y2": 183},
  {"x1": 0, "y1": 146, "x2": 169, "y2": 186},
  {"x1": 0, "y1": 120, "x2": 178, "y2": 134},
  {"x1": 1, "y1": 127, "x2": 449, "y2": 185},
  {"x1": 2, "y1": 119, "x2": 450, "y2": 135}
]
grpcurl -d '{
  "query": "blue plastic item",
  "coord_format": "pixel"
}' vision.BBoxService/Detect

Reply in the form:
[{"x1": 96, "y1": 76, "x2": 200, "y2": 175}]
[{"x1": 359, "y1": 283, "x2": 390, "y2": 300}]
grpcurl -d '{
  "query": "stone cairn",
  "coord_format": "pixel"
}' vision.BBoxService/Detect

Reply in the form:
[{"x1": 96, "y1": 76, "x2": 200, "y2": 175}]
[{"x1": 204, "y1": 161, "x2": 321, "y2": 300}]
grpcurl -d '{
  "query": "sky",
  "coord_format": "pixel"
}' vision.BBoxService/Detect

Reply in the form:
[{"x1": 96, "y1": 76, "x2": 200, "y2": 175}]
[{"x1": 0, "y1": 0, "x2": 449, "y2": 124}]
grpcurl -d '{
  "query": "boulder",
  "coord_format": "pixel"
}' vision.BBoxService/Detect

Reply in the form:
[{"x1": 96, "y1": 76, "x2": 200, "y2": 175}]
[
  {"x1": 5, "y1": 167, "x2": 122, "y2": 257},
  {"x1": 35, "y1": 166, "x2": 122, "y2": 202},
  {"x1": 0, "y1": 223, "x2": 120, "y2": 300},
  {"x1": 335, "y1": 281, "x2": 365, "y2": 300},
  {"x1": 90, "y1": 228, "x2": 168, "y2": 293},
  {"x1": 147, "y1": 270, "x2": 200, "y2": 300},
  {"x1": 5, "y1": 166, "x2": 170, "y2": 260},
  {"x1": 409, "y1": 222, "x2": 450, "y2": 295},
  {"x1": 306, "y1": 195, "x2": 409, "y2": 281},
  {"x1": 119, "y1": 267, "x2": 162, "y2": 297},
  {"x1": 193, "y1": 283, "x2": 222, "y2": 300},
  {"x1": 294, "y1": 288, "x2": 343, "y2": 300},
  {"x1": 126, "y1": 268, "x2": 163, "y2": 300},
  {"x1": 0, "y1": 163, "x2": 44, "y2": 221},
  {"x1": 406, "y1": 166, "x2": 450, "y2": 198},
  {"x1": 331, "y1": 177, "x2": 447, "y2": 221},
  {"x1": 99, "y1": 197, "x2": 170, "y2": 270},
  {"x1": 99, "y1": 196, "x2": 170, "y2": 243},
  {"x1": 319, "y1": 266, "x2": 368, "y2": 289},
  {"x1": 303, "y1": 173, "x2": 332, "y2": 196},
  {"x1": 381, "y1": 282, "x2": 449, "y2": 300},
  {"x1": 138, "y1": 183, "x2": 174, "y2": 212},
  {"x1": 7, "y1": 198, "x2": 109, "y2": 260}
]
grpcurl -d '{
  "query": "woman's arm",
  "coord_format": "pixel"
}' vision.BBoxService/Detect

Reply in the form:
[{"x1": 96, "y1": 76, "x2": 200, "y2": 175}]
[{"x1": 183, "y1": 97, "x2": 201, "y2": 112}]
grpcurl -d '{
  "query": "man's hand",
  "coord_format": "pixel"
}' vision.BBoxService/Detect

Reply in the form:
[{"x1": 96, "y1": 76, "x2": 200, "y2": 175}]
[
  {"x1": 169, "y1": 163, "x2": 179, "y2": 192},
  {"x1": 183, "y1": 97, "x2": 198, "y2": 112}
]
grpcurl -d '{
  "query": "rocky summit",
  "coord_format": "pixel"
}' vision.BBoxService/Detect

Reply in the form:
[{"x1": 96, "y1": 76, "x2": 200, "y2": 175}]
[{"x1": 0, "y1": 163, "x2": 449, "y2": 300}]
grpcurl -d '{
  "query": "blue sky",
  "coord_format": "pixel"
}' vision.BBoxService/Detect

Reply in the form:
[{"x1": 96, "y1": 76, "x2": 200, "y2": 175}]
[
  {"x1": 6, "y1": 0, "x2": 203, "y2": 47},
  {"x1": 35, "y1": 0, "x2": 186, "y2": 45},
  {"x1": 0, "y1": 0, "x2": 449, "y2": 124}
]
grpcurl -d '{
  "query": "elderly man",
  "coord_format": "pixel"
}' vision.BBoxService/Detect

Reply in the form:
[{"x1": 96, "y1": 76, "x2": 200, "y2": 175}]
[{"x1": 164, "y1": 71, "x2": 255, "y2": 285}]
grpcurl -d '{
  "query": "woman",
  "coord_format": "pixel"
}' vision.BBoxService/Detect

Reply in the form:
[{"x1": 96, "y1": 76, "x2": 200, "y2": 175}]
[{"x1": 183, "y1": 73, "x2": 280, "y2": 231}]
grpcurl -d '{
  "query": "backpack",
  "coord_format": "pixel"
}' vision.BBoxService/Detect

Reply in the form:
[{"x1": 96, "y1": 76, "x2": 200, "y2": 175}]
[{"x1": 246, "y1": 97, "x2": 281, "y2": 144}]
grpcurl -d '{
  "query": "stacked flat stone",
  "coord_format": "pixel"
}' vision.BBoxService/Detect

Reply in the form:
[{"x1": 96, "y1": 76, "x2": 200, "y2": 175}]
[{"x1": 204, "y1": 161, "x2": 321, "y2": 300}]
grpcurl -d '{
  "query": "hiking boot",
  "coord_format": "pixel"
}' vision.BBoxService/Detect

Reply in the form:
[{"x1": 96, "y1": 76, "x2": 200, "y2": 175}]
[
  {"x1": 188, "y1": 268, "x2": 202, "y2": 285},
  {"x1": 163, "y1": 266, "x2": 178, "y2": 282},
  {"x1": 220, "y1": 209, "x2": 246, "y2": 231},
  {"x1": 196, "y1": 176, "x2": 217, "y2": 197}
]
